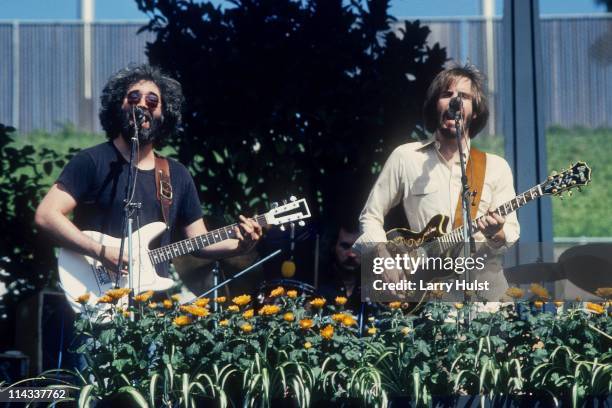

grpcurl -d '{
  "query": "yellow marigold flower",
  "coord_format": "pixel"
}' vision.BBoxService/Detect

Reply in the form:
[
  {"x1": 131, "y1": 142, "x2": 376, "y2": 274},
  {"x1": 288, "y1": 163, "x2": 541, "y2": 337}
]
[
  {"x1": 287, "y1": 290, "x2": 298, "y2": 298},
  {"x1": 163, "y1": 299, "x2": 174, "y2": 309},
  {"x1": 228, "y1": 305, "x2": 240, "y2": 312},
  {"x1": 304, "y1": 341, "x2": 312, "y2": 349},
  {"x1": 401, "y1": 327, "x2": 412, "y2": 336},
  {"x1": 554, "y1": 300, "x2": 564, "y2": 308},
  {"x1": 173, "y1": 315, "x2": 192, "y2": 326},
  {"x1": 585, "y1": 302, "x2": 604, "y2": 314},
  {"x1": 389, "y1": 301, "x2": 401, "y2": 309},
  {"x1": 299, "y1": 318, "x2": 314, "y2": 330},
  {"x1": 595, "y1": 287, "x2": 612, "y2": 299},
  {"x1": 530, "y1": 283, "x2": 549, "y2": 300},
  {"x1": 219, "y1": 319, "x2": 229, "y2": 326},
  {"x1": 214, "y1": 296, "x2": 227, "y2": 303},
  {"x1": 77, "y1": 293, "x2": 91, "y2": 304},
  {"x1": 335, "y1": 296, "x2": 348, "y2": 306},
  {"x1": 243, "y1": 309, "x2": 254, "y2": 319},
  {"x1": 367, "y1": 327, "x2": 377, "y2": 335},
  {"x1": 331, "y1": 313, "x2": 346, "y2": 322},
  {"x1": 133, "y1": 290, "x2": 154, "y2": 303},
  {"x1": 180, "y1": 305, "x2": 210, "y2": 317},
  {"x1": 269, "y1": 286, "x2": 285, "y2": 298},
  {"x1": 97, "y1": 295, "x2": 114, "y2": 304},
  {"x1": 105, "y1": 288, "x2": 131, "y2": 300},
  {"x1": 241, "y1": 323, "x2": 253, "y2": 333},
  {"x1": 171, "y1": 294, "x2": 181, "y2": 302},
  {"x1": 195, "y1": 298, "x2": 210, "y2": 307},
  {"x1": 342, "y1": 315, "x2": 357, "y2": 327},
  {"x1": 534, "y1": 300, "x2": 544, "y2": 309},
  {"x1": 258, "y1": 305, "x2": 281, "y2": 316},
  {"x1": 283, "y1": 312, "x2": 295, "y2": 322},
  {"x1": 148, "y1": 302, "x2": 158, "y2": 309},
  {"x1": 320, "y1": 324, "x2": 334, "y2": 340},
  {"x1": 309, "y1": 297, "x2": 326, "y2": 308},
  {"x1": 232, "y1": 294, "x2": 252, "y2": 306},
  {"x1": 454, "y1": 303, "x2": 464, "y2": 310},
  {"x1": 122, "y1": 310, "x2": 130, "y2": 318},
  {"x1": 505, "y1": 287, "x2": 524, "y2": 300}
]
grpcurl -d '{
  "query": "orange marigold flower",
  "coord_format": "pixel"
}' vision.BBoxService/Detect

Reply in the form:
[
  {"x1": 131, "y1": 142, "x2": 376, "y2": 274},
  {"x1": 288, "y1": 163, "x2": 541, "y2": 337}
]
[
  {"x1": 595, "y1": 287, "x2": 612, "y2": 299},
  {"x1": 214, "y1": 296, "x2": 227, "y2": 303},
  {"x1": 585, "y1": 302, "x2": 604, "y2": 314},
  {"x1": 534, "y1": 300, "x2": 544, "y2": 309},
  {"x1": 77, "y1": 293, "x2": 91, "y2": 304},
  {"x1": 232, "y1": 294, "x2": 252, "y2": 306},
  {"x1": 163, "y1": 299, "x2": 174, "y2": 309},
  {"x1": 286, "y1": 290, "x2": 298, "y2": 299},
  {"x1": 241, "y1": 323, "x2": 253, "y2": 333},
  {"x1": 335, "y1": 296, "x2": 348, "y2": 306},
  {"x1": 180, "y1": 305, "x2": 210, "y2": 317},
  {"x1": 219, "y1": 319, "x2": 229, "y2": 326},
  {"x1": 309, "y1": 298, "x2": 326, "y2": 308},
  {"x1": 367, "y1": 327, "x2": 377, "y2": 335},
  {"x1": 299, "y1": 318, "x2": 314, "y2": 330},
  {"x1": 506, "y1": 287, "x2": 525, "y2": 300},
  {"x1": 195, "y1": 298, "x2": 210, "y2": 307},
  {"x1": 97, "y1": 295, "x2": 114, "y2": 304},
  {"x1": 258, "y1": 305, "x2": 281, "y2": 316},
  {"x1": 283, "y1": 312, "x2": 295, "y2": 322},
  {"x1": 122, "y1": 310, "x2": 130, "y2": 318},
  {"x1": 389, "y1": 301, "x2": 402, "y2": 309},
  {"x1": 320, "y1": 324, "x2": 334, "y2": 340},
  {"x1": 269, "y1": 286, "x2": 285, "y2": 298},
  {"x1": 173, "y1": 315, "x2": 192, "y2": 326},
  {"x1": 331, "y1": 313, "x2": 346, "y2": 322},
  {"x1": 243, "y1": 309, "x2": 254, "y2": 319},
  {"x1": 133, "y1": 290, "x2": 154, "y2": 303},
  {"x1": 342, "y1": 315, "x2": 357, "y2": 327},
  {"x1": 148, "y1": 302, "x2": 158, "y2": 309},
  {"x1": 554, "y1": 300, "x2": 564, "y2": 308},
  {"x1": 530, "y1": 283, "x2": 550, "y2": 300},
  {"x1": 228, "y1": 305, "x2": 240, "y2": 312},
  {"x1": 304, "y1": 341, "x2": 312, "y2": 349},
  {"x1": 105, "y1": 288, "x2": 131, "y2": 300}
]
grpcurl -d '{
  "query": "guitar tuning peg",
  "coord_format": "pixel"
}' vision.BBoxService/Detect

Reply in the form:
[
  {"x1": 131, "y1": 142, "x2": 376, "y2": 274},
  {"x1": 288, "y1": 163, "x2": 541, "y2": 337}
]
[
  {"x1": 552, "y1": 188, "x2": 558, "y2": 194},
  {"x1": 282, "y1": 199, "x2": 288, "y2": 205},
  {"x1": 289, "y1": 195, "x2": 296, "y2": 202},
  {"x1": 298, "y1": 220, "x2": 305, "y2": 227},
  {"x1": 271, "y1": 202, "x2": 279, "y2": 209},
  {"x1": 571, "y1": 180, "x2": 576, "y2": 185},
  {"x1": 279, "y1": 225, "x2": 286, "y2": 232}
]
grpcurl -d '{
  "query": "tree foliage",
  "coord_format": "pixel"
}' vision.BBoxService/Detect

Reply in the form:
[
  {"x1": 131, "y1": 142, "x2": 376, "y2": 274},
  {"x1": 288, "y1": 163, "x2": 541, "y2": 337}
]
[{"x1": 135, "y1": 0, "x2": 447, "y2": 222}]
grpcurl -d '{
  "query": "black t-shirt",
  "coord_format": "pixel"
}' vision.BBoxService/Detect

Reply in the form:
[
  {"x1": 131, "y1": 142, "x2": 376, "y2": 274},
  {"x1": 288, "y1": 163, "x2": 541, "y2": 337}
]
[{"x1": 57, "y1": 141, "x2": 203, "y2": 276}]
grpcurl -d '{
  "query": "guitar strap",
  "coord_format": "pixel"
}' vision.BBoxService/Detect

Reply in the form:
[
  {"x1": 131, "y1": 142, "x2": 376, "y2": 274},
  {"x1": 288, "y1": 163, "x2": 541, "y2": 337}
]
[
  {"x1": 154, "y1": 155, "x2": 173, "y2": 229},
  {"x1": 452, "y1": 147, "x2": 486, "y2": 229}
]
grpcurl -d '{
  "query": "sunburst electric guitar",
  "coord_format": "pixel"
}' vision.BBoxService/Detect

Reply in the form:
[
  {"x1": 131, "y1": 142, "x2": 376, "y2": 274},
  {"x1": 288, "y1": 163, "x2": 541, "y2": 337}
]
[
  {"x1": 386, "y1": 161, "x2": 592, "y2": 266},
  {"x1": 58, "y1": 197, "x2": 311, "y2": 314}
]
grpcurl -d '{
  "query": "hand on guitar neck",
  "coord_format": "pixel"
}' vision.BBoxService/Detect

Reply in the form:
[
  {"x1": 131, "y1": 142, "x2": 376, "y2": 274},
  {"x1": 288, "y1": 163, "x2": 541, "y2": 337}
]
[{"x1": 476, "y1": 210, "x2": 506, "y2": 248}]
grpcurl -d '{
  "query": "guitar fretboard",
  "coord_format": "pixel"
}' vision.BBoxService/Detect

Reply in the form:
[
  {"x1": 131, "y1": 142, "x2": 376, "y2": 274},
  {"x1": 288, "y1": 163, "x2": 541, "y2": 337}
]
[
  {"x1": 148, "y1": 214, "x2": 268, "y2": 265},
  {"x1": 428, "y1": 184, "x2": 544, "y2": 255}
]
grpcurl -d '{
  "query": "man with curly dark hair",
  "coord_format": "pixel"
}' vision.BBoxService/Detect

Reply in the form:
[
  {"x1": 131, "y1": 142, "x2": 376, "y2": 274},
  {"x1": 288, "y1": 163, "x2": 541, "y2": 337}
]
[{"x1": 35, "y1": 64, "x2": 262, "y2": 279}]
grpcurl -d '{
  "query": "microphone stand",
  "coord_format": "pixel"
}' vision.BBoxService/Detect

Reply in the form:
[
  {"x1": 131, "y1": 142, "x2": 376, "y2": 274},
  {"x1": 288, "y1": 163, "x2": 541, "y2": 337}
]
[
  {"x1": 116, "y1": 106, "x2": 142, "y2": 315},
  {"x1": 453, "y1": 98, "x2": 476, "y2": 325}
]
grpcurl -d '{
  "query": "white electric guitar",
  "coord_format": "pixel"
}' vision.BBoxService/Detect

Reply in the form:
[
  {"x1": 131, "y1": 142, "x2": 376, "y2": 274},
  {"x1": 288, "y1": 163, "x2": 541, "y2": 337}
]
[{"x1": 58, "y1": 197, "x2": 311, "y2": 314}]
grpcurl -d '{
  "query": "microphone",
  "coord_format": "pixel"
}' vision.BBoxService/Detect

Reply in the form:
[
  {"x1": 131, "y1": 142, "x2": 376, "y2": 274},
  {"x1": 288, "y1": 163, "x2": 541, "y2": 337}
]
[
  {"x1": 448, "y1": 96, "x2": 462, "y2": 118},
  {"x1": 132, "y1": 106, "x2": 148, "y2": 128}
]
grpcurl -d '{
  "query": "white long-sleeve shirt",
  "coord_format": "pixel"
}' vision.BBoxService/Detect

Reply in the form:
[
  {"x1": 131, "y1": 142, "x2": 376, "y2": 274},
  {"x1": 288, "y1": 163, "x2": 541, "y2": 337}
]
[{"x1": 355, "y1": 139, "x2": 520, "y2": 250}]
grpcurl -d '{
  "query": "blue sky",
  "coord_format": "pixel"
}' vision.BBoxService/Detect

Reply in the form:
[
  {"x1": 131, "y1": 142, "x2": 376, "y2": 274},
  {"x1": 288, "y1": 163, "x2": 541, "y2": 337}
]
[{"x1": 0, "y1": 0, "x2": 606, "y2": 20}]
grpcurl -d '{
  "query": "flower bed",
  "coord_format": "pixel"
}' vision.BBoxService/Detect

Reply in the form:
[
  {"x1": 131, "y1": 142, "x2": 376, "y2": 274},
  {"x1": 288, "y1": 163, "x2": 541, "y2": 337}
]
[{"x1": 31, "y1": 286, "x2": 612, "y2": 407}]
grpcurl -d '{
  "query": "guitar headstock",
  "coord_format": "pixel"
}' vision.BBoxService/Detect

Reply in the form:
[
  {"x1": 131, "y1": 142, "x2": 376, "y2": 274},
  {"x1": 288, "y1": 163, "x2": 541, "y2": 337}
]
[
  {"x1": 265, "y1": 196, "x2": 311, "y2": 229},
  {"x1": 541, "y1": 161, "x2": 591, "y2": 197}
]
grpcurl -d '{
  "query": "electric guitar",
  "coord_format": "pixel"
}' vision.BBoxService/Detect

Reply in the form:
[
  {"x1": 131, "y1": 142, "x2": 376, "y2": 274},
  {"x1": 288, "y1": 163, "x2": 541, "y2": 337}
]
[
  {"x1": 58, "y1": 197, "x2": 311, "y2": 315},
  {"x1": 385, "y1": 161, "x2": 591, "y2": 281}
]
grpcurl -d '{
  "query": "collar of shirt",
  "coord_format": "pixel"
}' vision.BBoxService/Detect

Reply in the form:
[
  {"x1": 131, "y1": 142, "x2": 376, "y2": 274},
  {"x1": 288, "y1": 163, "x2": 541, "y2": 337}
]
[{"x1": 417, "y1": 136, "x2": 471, "y2": 166}]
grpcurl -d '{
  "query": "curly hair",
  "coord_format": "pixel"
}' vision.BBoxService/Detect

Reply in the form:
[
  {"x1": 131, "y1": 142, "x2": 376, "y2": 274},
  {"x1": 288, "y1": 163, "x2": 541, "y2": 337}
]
[
  {"x1": 422, "y1": 63, "x2": 490, "y2": 138},
  {"x1": 99, "y1": 64, "x2": 184, "y2": 142}
]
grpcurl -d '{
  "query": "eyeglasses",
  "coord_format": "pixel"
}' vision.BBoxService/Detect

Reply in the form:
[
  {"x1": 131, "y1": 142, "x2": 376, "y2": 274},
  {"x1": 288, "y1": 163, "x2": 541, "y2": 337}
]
[{"x1": 126, "y1": 90, "x2": 160, "y2": 110}]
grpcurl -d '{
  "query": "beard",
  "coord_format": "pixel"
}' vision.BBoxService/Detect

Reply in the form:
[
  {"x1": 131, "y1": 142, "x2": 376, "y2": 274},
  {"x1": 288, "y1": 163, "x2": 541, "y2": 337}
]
[
  {"x1": 438, "y1": 111, "x2": 472, "y2": 139},
  {"x1": 119, "y1": 107, "x2": 164, "y2": 145}
]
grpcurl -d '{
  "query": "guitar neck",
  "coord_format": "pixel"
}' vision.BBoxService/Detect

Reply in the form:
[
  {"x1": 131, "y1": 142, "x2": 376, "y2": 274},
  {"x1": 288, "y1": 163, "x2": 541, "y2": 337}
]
[
  {"x1": 148, "y1": 214, "x2": 268, "y2": 265},
  {"x1": 433, "y1": 183, "x2": 544, "y2": 251}
]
